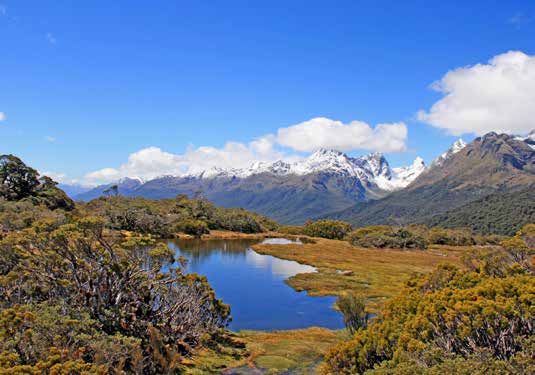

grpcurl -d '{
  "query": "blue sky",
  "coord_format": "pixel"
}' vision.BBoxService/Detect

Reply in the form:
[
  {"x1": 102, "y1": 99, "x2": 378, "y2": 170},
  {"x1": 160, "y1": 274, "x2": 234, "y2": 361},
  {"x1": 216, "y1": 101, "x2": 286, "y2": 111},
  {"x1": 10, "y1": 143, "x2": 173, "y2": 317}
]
[{"x1": 1, "y1": 1, "x2": 534, "y2": 185}]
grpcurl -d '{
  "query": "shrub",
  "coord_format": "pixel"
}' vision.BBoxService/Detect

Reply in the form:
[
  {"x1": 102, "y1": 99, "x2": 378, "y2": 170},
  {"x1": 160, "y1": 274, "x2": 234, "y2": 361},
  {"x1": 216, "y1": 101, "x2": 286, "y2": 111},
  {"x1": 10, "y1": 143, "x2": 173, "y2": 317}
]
[
  {"x1": 520, "y1": 223, "x2": 535, "y2": 249},
  {"x1": 348, "y1": 225, "x2": 427, "y2": 250},
  {"x1": 428, "y1": 226, "x2": 475, "y2": 246},
  {"x1": 474, "y1": 233, "x2": 507, "y2": 245},
  {"x1": 107, "y1": 206, "x2": 173, "y2": 237},
  {"x1": 304, "y1": 220, "x2": 352, "y2": 240},
  {"x1": 278, "y1": 225, "x2": 306, "y2": 235},
  {"x1": 335, "y1": 294, "x2": 370, "y2": 334},
  {"x1": 0, "y1": 218, "x2": 230, "y2": 373},
  {"x1": 212, "y1": 210, "x2": 263, "y2": 233},
  {"x1": 175, "y1": 219, "x2": 210, "y2": 237},
  {"x1": 323, "y1": 263, "x2": 534, "y2": 374}
]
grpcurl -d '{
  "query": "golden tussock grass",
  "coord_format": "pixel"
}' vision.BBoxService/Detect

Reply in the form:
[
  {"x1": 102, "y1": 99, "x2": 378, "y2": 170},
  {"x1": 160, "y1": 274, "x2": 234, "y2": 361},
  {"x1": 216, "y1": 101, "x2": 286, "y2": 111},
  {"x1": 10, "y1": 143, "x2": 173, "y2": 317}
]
[{"x1": 252, "y1": 237, "x2": 469, "y2": 312}]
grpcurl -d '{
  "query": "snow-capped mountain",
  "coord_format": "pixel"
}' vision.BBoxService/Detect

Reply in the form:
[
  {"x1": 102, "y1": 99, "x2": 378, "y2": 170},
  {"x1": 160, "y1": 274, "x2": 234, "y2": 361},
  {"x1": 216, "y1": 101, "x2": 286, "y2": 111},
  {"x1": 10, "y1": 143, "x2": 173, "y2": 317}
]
[
  {"x1": 432, "y1": 139, "x2": 467, "y2": 166},
  {"x1": 514, "y1": 130, "x2": 535, "y2": 150},
  {"x1": 375, "y1": 157, "x2": 426, "y2": 191},
  {"x1": 75, "y1": 148, "x2": 427, "y2": 221},
  {"x1": 184, "y1": 148, "x2": 425, "y2": 191}
]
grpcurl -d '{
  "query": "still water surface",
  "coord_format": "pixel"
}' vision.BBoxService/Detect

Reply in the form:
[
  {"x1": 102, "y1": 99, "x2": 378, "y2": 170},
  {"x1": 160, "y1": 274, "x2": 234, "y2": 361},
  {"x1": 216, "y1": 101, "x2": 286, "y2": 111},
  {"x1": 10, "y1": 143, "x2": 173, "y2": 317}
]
[{"x1": 166, "y1": 238, "x2": 343, "y2": 331}]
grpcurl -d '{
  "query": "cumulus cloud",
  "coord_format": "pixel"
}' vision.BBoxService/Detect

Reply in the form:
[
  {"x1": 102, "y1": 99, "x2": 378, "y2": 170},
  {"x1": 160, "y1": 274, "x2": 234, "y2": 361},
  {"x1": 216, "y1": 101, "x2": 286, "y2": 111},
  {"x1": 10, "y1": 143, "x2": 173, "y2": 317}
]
[
  {"x1": 84, "y1": 147, "x2": 184, "y2": 183},
  {"x1": 40, "y1": 171, "x2": 89, "y2": 186},
  {"x1": 84, "y1": 136, "x2": 287, "y2": 184},
  {"x1": 277, "y1": 117, "x2": 407, "y2": 152},
  {"x1": 83, "y1": 116, "x2": 409, "y2": 184},
  {"x1": 0, "y1": 112, "x2": 6, "y2": 121},
  {"x1": 417, "y1": 51, "x2": 535, "y2": 136}
]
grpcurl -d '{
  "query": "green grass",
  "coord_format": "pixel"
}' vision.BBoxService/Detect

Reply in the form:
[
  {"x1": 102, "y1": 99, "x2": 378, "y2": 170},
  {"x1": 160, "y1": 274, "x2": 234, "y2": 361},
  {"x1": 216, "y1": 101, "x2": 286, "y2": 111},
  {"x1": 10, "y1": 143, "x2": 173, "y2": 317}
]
[{"x1": 184, "y1": 328, "x2": 345, "y2": 374}]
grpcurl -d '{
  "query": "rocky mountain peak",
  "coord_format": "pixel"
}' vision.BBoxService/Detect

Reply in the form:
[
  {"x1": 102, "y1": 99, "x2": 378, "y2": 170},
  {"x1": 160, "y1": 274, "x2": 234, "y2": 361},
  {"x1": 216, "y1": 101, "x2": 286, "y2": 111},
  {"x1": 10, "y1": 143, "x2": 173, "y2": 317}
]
[{"x1": 433, "y1": 138, "x2": 467, "y2": 166}]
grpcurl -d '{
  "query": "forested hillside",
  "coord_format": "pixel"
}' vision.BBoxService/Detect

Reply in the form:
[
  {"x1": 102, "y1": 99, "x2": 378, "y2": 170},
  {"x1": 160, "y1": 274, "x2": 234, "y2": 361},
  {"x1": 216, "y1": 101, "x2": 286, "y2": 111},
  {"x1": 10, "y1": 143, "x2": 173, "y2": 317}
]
[{"x1": 325, "y1": 132, "x2": 535, "y2": 234}]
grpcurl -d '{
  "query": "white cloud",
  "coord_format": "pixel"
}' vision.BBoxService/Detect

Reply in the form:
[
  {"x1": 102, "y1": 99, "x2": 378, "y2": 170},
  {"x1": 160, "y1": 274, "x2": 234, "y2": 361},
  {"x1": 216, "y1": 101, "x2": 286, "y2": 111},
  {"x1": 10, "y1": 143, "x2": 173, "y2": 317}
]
[
  {"x1": 277, "y1": 117, "x2": 407, "y2": 152},
  {"x1": 83, "y1": 136, "x2": 286, "y2": 184},
  {"x1": 45, "y1": 135, "x2": 56, "y2": 142},
  {"x1": 0, "y1": 112, "x2": 6, "y2": 121},
  {"x1": 84, "y1": 147, "x2": 184, "y2": 183},
  {"x1": 46, "y1": 33, "x2": 57, "y2": 45},
  {"x1": 83, "y1": 116, "x2": 409, "y2": 184},
  {"x1": 40, "y1": 171, "x2": 92, "y2": 186},
  {"x1": 417, "y1": 51, "x2": 535, "y2": 136}
]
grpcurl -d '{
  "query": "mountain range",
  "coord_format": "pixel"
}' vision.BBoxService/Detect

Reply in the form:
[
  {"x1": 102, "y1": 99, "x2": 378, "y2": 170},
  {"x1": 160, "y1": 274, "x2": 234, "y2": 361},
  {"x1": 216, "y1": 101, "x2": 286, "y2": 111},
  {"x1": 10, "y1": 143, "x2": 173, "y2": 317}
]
[
  {"x1": 324, "y1": 131, "x2": 535, "y2": 234},
  {"x1": 68, "y1": 131, "x2": 535, "y2": 233},
  {"x1": 74, "y1": 149, "x2": 426, "y2": 223}
]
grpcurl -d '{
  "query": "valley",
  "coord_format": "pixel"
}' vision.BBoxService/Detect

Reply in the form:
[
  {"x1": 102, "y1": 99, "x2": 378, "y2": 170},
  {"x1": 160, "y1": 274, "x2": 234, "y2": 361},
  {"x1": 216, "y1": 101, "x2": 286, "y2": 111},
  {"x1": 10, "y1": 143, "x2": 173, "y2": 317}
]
[{"x1": 0, "y1": 152, "x2": 533, "y2": 374}]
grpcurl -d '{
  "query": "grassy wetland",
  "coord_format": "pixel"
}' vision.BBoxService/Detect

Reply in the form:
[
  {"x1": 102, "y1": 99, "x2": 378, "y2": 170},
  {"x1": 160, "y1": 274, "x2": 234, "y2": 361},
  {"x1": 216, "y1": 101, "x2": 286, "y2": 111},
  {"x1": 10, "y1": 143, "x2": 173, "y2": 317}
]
[{"x1": 253, "y1": 238, "x2": 468, "y2": 312}]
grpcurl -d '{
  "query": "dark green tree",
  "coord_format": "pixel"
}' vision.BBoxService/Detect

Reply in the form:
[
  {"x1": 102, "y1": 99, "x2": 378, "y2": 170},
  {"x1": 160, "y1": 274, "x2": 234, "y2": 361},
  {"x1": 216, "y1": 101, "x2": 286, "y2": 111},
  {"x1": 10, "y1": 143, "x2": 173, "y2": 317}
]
[{"x1": 0, "y1": 154, "x2": 40, "y2": 200}]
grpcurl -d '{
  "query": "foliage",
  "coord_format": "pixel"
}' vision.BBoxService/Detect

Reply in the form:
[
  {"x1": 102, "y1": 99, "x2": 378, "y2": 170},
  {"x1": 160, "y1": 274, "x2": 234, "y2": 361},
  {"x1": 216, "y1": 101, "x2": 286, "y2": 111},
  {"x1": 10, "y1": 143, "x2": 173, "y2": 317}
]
[
  {"x1": 0, "y1": 303, "x2": 138, "y2": 374},
  {"x1": 427, "y1": 187, "x2": 535, "y2": 236},
  {"x1": 0, "y1": 155, "x2": 74, "y2": 211},
  {"x1": 303, "y1": 219, "x2": 352, "y2": 240},
  {"x1": 107, "y1": 205, "x2": 173, "y2": 237},
  {"x1": 520, "y1": 223, "x2": 535, "y2": 248},
  {"x1": 0, "y1": 200, "x2": 68, "y2": 234},
  {"x1": 427, "y1": 226, "x2": 475, "y2": 246},
  {"x1": 348, "y1": 225, "x2": 428, "y2": 250},
  {"x1": 0, "y1": 216, "x2": 230, "y2": 373},
  {"x1": 335, "y1": 294, "x2": 370, "y2": 334},
  {"x1": 80, "y1": 194, "x2": 278, "y2": 236},
  {"x1": 175, "y1": 219, "x2": 210, "y2": 237},
  {"x1": 322, "y1": 249, "x2": 535, "y2": 374},
  {"x1": 278, "y1": 225, "x2": 306, "y2": 235}
]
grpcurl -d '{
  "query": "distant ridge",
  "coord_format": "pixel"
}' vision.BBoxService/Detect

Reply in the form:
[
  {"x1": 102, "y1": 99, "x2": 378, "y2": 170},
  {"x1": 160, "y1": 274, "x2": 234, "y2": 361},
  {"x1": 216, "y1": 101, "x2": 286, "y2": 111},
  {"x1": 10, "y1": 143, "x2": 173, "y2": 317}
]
[
  {"x1": 323, "y1": 131, "x2": 535, "y2": 234},
  {"x1": 74, "y1": 150, "x2": 426, "y2": 224}
]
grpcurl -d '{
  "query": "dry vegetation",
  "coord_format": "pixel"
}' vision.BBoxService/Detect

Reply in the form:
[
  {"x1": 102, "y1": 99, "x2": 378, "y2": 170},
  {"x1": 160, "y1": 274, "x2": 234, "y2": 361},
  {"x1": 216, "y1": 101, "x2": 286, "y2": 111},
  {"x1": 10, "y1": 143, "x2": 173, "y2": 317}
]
[
  {"x1": 185, "y1": 328, "x2": 344, "y2": 374},
  {"x1": 252, "y1": 237, "x2": 470, "y2": 312}
]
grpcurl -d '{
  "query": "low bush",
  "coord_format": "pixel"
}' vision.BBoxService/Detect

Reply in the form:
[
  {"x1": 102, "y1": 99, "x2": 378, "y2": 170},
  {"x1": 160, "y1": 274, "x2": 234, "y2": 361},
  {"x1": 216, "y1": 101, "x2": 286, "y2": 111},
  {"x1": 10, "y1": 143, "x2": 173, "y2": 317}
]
[
  {"x1": 304, "y1": 220, "x2": 352, "y2": 240},
  {"x1": 323, "y1": 262, "x2": 534, "y2": 374},
  {"x1": 175, "y1": 219, "x2": 210, "y2": 237},
  {"x1": 81, "y1": 195, "x2": 277, "y2": 235},
  {"x1": 348, "y1": 225, "x2": 427, "y2": 250},
  {"x1": 278, "y1": 225, "x2": 306, "y2": 235},
  {"x1": 474, "y1": 233, "x2": 507, "y2": 245},
  {"x1": 428, "y1": 226, "x2": 475, "y2": 246}
]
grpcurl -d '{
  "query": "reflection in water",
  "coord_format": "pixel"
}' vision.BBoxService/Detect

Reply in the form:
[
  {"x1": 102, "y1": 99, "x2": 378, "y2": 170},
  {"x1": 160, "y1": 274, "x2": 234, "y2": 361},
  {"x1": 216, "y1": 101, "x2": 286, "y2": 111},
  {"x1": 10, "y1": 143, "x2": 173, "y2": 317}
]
[
  {"x1": 261, "y1": 238, "x2": 303, "y2": 245},
  {"x1": 164, "y1": 238, "x2": 343, "y2": 331}
]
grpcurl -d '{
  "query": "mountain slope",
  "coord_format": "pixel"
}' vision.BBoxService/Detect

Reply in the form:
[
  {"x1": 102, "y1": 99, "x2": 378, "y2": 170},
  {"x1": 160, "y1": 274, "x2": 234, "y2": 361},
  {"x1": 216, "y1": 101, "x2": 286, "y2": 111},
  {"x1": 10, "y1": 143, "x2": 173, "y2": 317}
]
[
  {"x1": 324, "y1": 132, "x2": 535, "y2": 233},
  {"x1": 75, "y1": 177, "x2": 143, "y2": 201},
  {"x1": 427, "y1": 186, "x2": 535, "y2": 235},
  {"x1": 75, "y1": 150, "x2": 426, "y2": 224}
]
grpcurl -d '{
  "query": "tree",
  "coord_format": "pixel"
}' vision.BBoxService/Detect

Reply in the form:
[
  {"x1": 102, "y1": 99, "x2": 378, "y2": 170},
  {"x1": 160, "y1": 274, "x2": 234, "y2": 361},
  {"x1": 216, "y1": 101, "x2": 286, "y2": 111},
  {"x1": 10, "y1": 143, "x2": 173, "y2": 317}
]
[
  {"x1": 103, "y1": 184, "x2": 119, "y2": 197},
  {"x1": 0, "y1": 155, "x2": 74, "y2": 210},
  {"x1": 335, "y1": 294, "x2": 370, "y2": 334},
  {"x1": 0, "y1": 154, "x2": 40, "y2": 201}
]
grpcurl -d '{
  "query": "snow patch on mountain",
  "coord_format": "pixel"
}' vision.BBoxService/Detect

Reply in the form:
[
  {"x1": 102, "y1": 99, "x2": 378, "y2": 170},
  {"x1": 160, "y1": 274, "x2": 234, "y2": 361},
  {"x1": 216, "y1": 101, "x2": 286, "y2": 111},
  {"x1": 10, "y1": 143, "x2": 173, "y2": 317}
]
[
  {"x1": 433, "y1": 139, "x2": 467, "y2": 166},
  {"x1": 514, "y1": 130, "x2": 535, "y2": 150},
  {"x1": 375, "y1": 157, "x2": 426, "y2": 191},
  {"x1": 184, "y1": 148, "x2": 425, "y2": 191}
]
